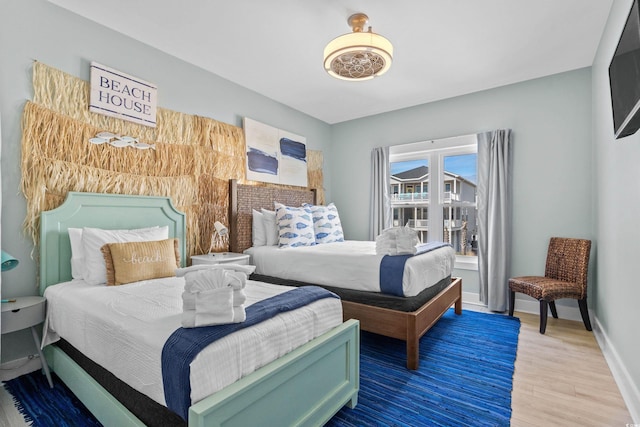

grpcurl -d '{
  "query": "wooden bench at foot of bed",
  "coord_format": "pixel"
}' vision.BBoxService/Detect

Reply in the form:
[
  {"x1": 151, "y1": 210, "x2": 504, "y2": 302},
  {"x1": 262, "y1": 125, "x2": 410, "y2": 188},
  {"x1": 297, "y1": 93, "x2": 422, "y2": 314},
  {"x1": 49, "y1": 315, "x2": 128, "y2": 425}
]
[{"x1": 341, "y1": 277, "x2": 462, "y2": 370}]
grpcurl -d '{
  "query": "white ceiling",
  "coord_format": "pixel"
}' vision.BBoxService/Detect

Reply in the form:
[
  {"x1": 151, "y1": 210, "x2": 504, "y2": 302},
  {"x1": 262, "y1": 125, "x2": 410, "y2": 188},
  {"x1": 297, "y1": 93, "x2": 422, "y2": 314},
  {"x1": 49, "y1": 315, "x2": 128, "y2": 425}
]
[{"x1": 49, "y1": 0, "x2": 613, "y2": 124}]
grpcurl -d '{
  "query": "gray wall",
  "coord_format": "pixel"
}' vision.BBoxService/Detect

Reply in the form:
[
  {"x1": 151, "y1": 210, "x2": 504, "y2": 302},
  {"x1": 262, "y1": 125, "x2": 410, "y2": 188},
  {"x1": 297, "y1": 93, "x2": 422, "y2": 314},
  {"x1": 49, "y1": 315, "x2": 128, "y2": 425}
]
[
  {"x1": 330, "y1": 69, "x2": 594, "y2": 297},
  {"x1": 0, "y1": 0, "x2": 331, "y2": 362},
  {"x1": 592, "y1": 0, "x2": 640, "y2": 416}
]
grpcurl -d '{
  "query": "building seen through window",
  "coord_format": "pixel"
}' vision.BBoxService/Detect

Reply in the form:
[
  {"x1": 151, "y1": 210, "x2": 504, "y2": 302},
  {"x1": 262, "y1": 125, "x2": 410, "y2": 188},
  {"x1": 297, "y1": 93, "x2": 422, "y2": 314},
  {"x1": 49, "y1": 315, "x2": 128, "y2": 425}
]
[{"x1": 390, "y1": 136, "x2": 478, "y2": 257}]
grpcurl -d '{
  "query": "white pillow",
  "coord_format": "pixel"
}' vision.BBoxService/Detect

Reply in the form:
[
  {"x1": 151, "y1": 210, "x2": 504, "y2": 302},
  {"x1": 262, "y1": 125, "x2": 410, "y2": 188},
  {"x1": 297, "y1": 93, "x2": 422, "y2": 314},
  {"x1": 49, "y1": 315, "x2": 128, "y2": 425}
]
[
  {"x1": 252, "y1": 209, "x2": 266, "y2": 247},
  {"x1": 304, "y1": 203, "x2": 345, "y2": 244},
  {"x1": 82, "y1": 226, "x2": 169, "y2": 285},
  {"x1": 69, "y1": 226, "x2": 161, "y2": 280},
  {"x1": 261, "y1": 209, "x2": 279, "y2": 246},
  {"x1": 68, "y1": 228, "x2": 85, "y2": 279},
  {"x1": 274, "y1": 203, "x2": 315, "y2": 248}
]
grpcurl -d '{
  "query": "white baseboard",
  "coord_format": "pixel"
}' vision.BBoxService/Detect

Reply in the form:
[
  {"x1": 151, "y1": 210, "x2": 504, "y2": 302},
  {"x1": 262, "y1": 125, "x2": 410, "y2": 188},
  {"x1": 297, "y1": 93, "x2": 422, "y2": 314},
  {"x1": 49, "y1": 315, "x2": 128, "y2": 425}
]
[
  {"x1": 462, "y1": 291, "x2": 484, "y2": 306},
  {"x1": 462, "y1": 292, "x2": 587, "y2": 319},
  {"x1": 593, "y1": 316, "x2": 640, "y2": 423},
  {"x1": 0, "y1": 355, "x2": 42, "y2": 382}
]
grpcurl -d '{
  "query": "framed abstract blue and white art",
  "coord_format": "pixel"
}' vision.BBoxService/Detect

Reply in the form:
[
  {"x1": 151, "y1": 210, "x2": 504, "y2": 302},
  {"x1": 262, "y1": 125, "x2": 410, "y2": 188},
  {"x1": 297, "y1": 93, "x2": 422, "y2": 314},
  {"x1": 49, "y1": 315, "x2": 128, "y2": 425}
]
[{"x1": 243, "y1": 117, "x2": 307, "y2": 187}]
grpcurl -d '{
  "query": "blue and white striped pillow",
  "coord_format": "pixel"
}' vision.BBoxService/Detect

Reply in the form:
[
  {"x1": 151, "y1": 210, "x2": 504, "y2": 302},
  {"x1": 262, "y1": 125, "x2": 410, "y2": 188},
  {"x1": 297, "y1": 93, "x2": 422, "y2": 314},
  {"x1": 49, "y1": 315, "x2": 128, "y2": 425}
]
[
  {"x1": 274, "y1": 203, "x2": 316, "y2": 248},
  {"x1": 304, "y1": 203, "x2": 345, "y2": 244}
]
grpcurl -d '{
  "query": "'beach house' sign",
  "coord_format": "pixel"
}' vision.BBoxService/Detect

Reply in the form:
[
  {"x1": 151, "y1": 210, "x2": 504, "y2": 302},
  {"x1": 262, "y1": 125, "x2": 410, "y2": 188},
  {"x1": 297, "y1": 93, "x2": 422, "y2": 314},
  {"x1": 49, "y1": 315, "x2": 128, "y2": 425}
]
[{"x1": 89, "y1": 62, "x2": 158, "y2": 128}]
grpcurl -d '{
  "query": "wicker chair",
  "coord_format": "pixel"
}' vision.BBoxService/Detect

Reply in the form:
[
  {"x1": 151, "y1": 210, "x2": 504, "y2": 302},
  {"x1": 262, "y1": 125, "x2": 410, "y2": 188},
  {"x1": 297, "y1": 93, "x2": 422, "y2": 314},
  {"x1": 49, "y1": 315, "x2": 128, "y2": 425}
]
[{"x1": 508, "y1": 237, "x2": 592, "y2": 334}]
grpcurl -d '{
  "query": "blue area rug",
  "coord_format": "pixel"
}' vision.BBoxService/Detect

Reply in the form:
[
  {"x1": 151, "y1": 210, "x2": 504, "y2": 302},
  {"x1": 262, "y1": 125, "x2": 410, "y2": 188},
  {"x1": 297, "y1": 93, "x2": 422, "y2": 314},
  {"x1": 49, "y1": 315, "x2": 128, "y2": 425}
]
[
  {"x1": 3, "y1": 309, "x2": 519, "y2": 427},
  {"x1": 3, "y1": 371, "x2": 101, "y2": 427},
  {"x1": 327, "y1": 308, "x2": 520, "y2": 427}
]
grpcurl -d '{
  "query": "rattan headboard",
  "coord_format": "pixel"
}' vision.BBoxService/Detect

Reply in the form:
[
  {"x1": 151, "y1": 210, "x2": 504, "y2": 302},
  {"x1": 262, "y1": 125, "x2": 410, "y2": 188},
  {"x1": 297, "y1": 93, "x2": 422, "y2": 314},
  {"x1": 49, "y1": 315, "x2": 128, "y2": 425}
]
[{"x1": 228, "y1": 180, "x2": 316, "y2": 253}]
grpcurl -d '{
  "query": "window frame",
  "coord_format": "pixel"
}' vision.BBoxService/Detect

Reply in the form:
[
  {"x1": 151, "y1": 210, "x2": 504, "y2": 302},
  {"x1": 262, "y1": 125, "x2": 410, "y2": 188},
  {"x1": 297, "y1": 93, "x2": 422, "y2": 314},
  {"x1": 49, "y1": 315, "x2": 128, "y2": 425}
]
[{"x1": 389, "y1": 135, "x2": 478, "y2": 271}]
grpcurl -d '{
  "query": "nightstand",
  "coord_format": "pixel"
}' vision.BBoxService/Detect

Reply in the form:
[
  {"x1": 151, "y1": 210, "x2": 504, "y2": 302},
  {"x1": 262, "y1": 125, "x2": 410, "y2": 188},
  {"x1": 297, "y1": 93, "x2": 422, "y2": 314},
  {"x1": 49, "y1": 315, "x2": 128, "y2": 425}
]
[
  {"x1": 191, "y1": 252, "x2": 250, "y2": 266},
  {"x1": 1, "y1": 296, "x2": 53, "y2": 388}
]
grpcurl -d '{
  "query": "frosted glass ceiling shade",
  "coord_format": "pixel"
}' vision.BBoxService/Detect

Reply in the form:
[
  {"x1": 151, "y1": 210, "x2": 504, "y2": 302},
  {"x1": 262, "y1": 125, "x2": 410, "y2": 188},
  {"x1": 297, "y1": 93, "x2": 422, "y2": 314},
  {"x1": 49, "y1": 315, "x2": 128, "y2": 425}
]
[{"x1": 324, "y1": 13, "x2": 393, "y2": 81}]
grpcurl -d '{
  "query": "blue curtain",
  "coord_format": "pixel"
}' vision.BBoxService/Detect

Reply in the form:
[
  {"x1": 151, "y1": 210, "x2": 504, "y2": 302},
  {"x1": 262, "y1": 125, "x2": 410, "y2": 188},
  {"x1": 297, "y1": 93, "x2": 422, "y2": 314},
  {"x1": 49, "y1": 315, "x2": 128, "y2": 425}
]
[
  {"x1": 370, "y1": 146, "x2": 391, "y2": 240},
  {"x1": 477, "y1": 129, "x2": 512, "y2": 311}
]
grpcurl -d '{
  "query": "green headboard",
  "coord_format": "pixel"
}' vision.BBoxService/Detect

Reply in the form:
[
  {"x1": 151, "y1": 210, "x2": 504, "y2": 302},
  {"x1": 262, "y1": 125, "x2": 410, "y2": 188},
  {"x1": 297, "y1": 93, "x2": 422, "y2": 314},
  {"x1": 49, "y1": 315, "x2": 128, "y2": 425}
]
[{"x1": 39, "y1": 192, "x2": 186, "y2": 295}]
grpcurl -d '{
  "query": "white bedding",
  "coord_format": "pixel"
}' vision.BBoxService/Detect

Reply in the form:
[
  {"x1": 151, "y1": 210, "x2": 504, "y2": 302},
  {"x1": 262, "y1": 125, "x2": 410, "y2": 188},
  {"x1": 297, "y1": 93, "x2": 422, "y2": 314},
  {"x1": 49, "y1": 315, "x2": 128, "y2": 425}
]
[
  {"x1": 245, "y1": 240, "x2": 455, "y2": 297},
  {"x1": 42, "y1": 277, "x2": 342, "y2": 407}
]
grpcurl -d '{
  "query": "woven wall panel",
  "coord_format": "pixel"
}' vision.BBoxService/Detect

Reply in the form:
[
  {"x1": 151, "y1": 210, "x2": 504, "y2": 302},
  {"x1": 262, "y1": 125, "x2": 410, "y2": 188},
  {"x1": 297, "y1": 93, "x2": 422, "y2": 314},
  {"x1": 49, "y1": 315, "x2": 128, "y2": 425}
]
[{"x1": 22, "y1": 62, "x2": 324, "y2": 261}]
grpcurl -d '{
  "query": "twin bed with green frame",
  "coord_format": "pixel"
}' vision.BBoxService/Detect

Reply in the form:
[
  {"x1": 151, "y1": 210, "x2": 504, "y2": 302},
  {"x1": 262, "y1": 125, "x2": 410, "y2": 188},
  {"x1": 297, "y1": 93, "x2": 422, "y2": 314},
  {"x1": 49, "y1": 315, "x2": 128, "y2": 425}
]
[{"x1": 39, "y1": 191, "x2": 359, "y2": 426}]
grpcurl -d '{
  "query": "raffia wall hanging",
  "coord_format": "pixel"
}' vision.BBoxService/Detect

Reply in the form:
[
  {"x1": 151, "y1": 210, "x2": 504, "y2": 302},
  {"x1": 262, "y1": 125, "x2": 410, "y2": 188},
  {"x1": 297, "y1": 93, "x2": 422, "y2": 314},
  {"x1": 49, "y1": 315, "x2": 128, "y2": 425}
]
[{"x1": 21, "y1": 62, "x2": 324, "y2": 259}]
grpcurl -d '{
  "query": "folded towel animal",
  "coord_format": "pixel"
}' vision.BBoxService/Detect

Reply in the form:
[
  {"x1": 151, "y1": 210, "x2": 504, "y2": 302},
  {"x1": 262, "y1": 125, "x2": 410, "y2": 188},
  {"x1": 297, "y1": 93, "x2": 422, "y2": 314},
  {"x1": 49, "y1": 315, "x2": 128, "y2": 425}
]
[
  {"x1": 184, "y1": 269, "x2": 229, "y2": 292},
  {"x1": 183, "y1": 271, "x2": 246, "y2": 304},
  {"x1": 176, "y1": 263, "x2": 256, "y2": 278},
  {"x1": 375, "y1": 226, "x2": 420, "y2": 255},
  {"x1": 181, "y1": 266, "x2": 249, "y2": 327}
]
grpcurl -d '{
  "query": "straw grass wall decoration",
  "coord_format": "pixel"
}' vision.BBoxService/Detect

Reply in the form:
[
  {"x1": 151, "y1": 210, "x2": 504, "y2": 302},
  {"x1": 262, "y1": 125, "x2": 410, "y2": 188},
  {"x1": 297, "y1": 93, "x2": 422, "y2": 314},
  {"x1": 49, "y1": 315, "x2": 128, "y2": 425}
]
[{"x1": 21, "y1": 62, "x2": 324, "y2": 260}]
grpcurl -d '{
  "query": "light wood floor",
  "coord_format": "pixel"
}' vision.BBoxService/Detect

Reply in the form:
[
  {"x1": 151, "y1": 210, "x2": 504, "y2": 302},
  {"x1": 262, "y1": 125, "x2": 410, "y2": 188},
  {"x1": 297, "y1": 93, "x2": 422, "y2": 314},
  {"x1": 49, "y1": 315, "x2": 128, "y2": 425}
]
[
  {"x1": 510, "y1": 311, "x2": 632, "y2": 426},
  {"x1": 0, "y1": 309, "x2": 634, "y2": 426}
]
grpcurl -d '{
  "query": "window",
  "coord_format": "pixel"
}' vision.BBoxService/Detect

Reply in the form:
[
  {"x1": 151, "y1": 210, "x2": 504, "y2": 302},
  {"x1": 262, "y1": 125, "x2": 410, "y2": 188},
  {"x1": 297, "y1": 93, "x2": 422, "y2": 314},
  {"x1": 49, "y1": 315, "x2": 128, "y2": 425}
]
[{"x1": 389, "y1": 134, "x2": 478, "y2": 268}]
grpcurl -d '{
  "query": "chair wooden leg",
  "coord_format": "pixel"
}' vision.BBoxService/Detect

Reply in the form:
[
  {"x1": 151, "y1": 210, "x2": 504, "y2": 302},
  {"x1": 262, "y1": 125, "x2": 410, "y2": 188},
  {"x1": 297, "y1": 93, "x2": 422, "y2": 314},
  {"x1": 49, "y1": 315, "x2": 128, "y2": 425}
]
[
  {"x1": 539, "y1": 300, "x2": 548, "y2": 334},
  {"x1": 578, "y1": 298, "x2": 592, "y2": 331},
  {"x1": 549, "y1": 300, "x2": 558, "y2": 318},
  {"x1": 508, "y1": 291, "x2": 515, "y2": 316}
]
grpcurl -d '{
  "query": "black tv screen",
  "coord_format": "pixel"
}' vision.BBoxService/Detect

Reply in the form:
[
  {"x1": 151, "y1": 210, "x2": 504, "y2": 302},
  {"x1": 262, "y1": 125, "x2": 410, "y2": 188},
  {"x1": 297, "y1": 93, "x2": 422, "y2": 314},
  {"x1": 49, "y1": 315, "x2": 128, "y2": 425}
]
[{"x1": 609, "y1": 0, "x2": 640, "y2": 139}]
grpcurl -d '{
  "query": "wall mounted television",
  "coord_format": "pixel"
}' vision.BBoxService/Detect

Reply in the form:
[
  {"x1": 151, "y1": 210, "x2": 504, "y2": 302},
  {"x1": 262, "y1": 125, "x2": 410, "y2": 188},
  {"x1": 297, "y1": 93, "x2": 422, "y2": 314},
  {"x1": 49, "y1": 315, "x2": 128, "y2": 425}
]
[{"x1": 609, "y1": 0, "x2": 640, "y2": 139}]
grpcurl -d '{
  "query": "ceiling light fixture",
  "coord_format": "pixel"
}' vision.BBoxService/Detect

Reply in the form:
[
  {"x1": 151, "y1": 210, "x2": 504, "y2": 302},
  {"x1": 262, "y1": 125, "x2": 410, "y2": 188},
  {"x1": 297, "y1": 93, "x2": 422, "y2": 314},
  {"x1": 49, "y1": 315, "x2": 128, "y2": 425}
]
[{"x1": 323, "y1": 13, "x2": 393, "y2": 81}]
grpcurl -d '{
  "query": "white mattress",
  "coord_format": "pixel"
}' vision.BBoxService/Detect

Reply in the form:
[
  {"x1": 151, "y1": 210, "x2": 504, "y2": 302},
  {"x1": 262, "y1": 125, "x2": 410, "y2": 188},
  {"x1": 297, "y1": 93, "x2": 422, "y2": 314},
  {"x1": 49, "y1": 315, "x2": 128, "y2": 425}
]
[
  {"x1": 42, "y1": 277, "x2": 342, "y2": 407},
  {"x1": 245, "y1": 240, "x2": 455, "y2": 297}
]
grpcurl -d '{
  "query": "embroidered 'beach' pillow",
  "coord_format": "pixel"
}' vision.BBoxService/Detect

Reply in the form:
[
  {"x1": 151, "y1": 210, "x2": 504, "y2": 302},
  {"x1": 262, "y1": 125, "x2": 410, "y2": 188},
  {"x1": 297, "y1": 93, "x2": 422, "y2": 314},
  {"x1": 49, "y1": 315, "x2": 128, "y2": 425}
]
[{"x1": 101, "y1": 238, "x2": 180, "y2": 286}]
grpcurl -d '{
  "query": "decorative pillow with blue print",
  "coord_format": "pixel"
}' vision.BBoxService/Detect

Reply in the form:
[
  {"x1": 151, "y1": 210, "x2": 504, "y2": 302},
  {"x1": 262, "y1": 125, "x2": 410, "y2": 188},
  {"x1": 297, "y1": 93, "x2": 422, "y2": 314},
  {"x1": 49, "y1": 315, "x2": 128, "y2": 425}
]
[
  {"x1": 274, "y1": 202, "x2": 316, "y2": 248},
  {"x1": 303, "y1": 203, "x2": 345, "y2": 244}
]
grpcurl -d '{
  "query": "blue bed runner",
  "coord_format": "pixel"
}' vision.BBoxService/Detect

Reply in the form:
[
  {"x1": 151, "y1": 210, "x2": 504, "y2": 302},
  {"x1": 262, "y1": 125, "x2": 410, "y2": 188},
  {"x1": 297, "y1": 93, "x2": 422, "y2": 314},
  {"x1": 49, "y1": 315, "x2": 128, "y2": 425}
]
[
  {"x1": 379, "y1": 242, "x2": 451, "y2": 297},
  {"x1": 161, "y1": 285, "x2": 339, "y2": 420}
]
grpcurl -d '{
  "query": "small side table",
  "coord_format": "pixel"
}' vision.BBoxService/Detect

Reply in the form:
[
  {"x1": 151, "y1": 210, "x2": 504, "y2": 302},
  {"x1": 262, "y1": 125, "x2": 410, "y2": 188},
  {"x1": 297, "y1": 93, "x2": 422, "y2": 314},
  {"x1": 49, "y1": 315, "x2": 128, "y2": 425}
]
[
  {"x1": 1, "y1": 296, "x2": 53, "y2": 388},
  {"x1": 191, "y1": 252, "x2": 250, "y2": 266}
]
